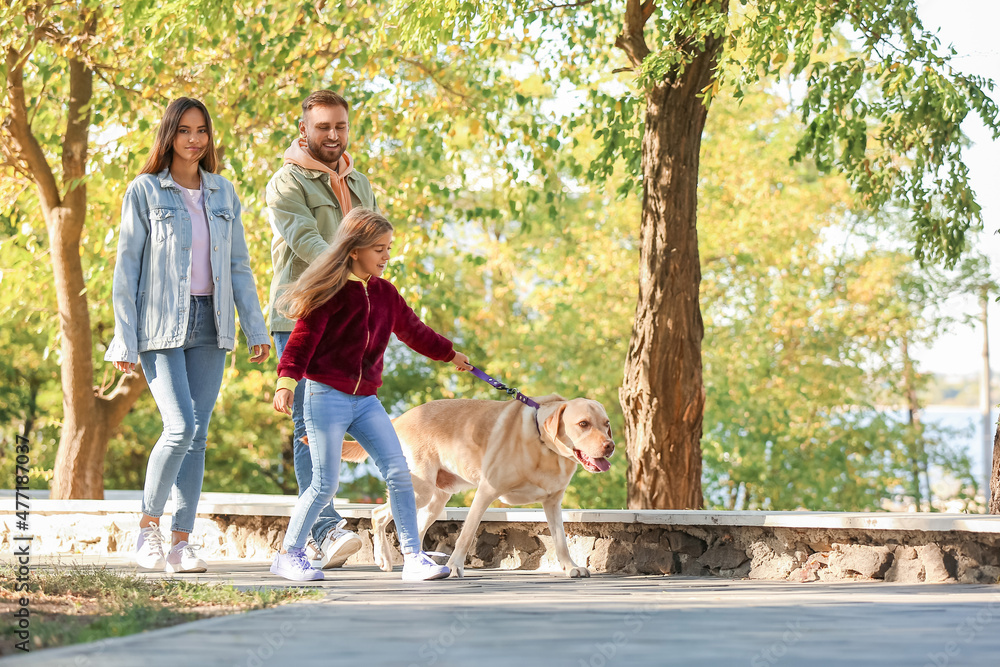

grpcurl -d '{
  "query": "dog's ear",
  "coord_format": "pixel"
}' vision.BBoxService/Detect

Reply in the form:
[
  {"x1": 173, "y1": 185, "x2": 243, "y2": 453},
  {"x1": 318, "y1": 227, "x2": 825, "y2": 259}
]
[{"x1": 543, "y1": 403, "x2": 567, "y2": 442}]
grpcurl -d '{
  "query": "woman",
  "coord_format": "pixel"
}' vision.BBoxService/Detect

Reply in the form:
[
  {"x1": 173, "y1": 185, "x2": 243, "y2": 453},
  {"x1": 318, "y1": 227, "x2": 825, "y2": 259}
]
[{"x1": 106, "y1": 97, "x2": 270, "y2": 573}]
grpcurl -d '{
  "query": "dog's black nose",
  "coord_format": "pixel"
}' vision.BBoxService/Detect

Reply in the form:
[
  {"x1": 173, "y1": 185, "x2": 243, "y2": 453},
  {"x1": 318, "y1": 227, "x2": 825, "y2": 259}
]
[{"x1": 603, "y1": 441, "x2": 615, "y2": 457}]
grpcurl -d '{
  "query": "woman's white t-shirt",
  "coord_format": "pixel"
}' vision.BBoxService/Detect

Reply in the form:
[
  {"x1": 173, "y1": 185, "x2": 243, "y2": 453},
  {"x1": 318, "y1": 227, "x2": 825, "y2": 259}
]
[{"x1": 179, "y1": 185, "x2": 214, "y2": 296}]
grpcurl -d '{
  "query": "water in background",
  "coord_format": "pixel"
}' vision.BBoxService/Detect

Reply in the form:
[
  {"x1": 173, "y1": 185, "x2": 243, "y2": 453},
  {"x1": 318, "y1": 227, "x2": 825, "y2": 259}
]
[{"x1": 922, "y1": 405, "x2": 998, "y2": 501}]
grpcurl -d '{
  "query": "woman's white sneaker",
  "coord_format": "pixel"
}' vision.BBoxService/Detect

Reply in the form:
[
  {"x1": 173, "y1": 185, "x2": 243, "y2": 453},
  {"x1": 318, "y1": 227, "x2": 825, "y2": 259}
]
[
  {"x1": 135, "y1": 522, "x2": 166, "y2": 570},
  {"x1": 165, "y1": 541, "x2": 208, "y2": 573},
  {"x1": 402, "y1": 551, "x2": 451, "y2": 581}
]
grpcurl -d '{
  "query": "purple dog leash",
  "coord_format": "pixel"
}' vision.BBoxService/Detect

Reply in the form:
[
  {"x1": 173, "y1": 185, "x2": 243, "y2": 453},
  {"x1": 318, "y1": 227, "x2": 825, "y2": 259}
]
[{"x1": 469, "y1": 366, "x2": 540, "y2": 410}]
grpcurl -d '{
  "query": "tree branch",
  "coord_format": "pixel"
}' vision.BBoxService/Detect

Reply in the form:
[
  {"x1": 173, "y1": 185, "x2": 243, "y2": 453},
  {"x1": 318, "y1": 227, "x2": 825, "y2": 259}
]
[
  {"x1": 62, "y1": 58, "x2": 94, "y2": 206},
  {"x1": 641, "y1": 0, "x2": 656, "y2": 22},
  {"x1": 62, "y1": 17, "x2": 94, "y2": 212},
  {"x1": 527, "y1": 0, "x2": 596, "y2": 12},
  {"x1": 103, "y1": 367, "x2": 148, "y2": 429},
  {"x1": 0, "y1": 149, "x2": 34, "y2": 181},
  {"x1": 5, "y1": 46, "x2": 61, "y2": 212},
  {"x1": 615, "y1": 0, "x2": 653, "y2": 66},
  {"x1": 399, "y1": 57, "x2": 472, "y2": 102},
  {"x1": 93, "y1": 67, "x2": 142, "y2": 100}
]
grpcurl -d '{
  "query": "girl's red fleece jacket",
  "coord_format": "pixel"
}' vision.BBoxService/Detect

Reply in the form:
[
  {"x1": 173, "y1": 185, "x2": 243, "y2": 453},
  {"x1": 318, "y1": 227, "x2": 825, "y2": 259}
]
[{"x1": 277, "y1": 275, "x2": 456, "y2": 396}]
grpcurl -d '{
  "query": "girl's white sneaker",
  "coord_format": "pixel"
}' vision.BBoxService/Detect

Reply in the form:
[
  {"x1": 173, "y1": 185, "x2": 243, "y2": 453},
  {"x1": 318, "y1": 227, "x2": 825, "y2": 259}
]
[
  {"x1": 165, "y1": 541, "x2": 208, "y2": 573},
  {"x1": 402, "y1": 551, "x2": 451, "y2": 581},
  {"x1": 135, "y1": 522, "x2": 166, "y2": 570},
  {"x1": 271, "y1": 547, "x2": 324, "y2": 581},
  {"x1": 305, "y1": 535, "x2": 323, "y2": 561}
]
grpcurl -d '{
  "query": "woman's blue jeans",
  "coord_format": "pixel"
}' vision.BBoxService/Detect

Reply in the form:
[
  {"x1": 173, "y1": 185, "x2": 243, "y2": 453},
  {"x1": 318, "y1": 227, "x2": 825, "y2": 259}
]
[
  {"x1": 283, "y1": 381, "x2": 420, "y2": 553},
  {"x1": 138, "y1": 295, "x2": 227, "y2": 534}
]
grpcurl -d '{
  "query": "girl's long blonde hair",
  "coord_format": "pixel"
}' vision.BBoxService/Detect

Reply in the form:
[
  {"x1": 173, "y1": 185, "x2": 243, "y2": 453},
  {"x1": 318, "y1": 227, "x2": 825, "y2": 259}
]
[{"x1": 277, "y1": 207, "x2": 393, "y2": 320}]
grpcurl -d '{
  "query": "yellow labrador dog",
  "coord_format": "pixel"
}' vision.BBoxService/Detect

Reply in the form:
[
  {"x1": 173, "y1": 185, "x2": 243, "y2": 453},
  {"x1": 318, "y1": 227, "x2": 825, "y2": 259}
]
[{"x1": 340, "y1": 394, "x2": 614, "y2": 578}]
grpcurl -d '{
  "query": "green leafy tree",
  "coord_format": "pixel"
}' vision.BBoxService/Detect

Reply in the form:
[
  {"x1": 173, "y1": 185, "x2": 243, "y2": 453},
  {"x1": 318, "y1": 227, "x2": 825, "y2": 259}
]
[
  {"x1": 381, "y1": 0, "x2": 999, "y2": 509},
  {"x1": 696, "y1": 84, "x2": 981, "y2": 510},
  {"x1": 2, "y1": 1, "x2": 150, "y2": 497},
  {"x1": 0, "y1": 0, "x2": 527, "y2": 498}
]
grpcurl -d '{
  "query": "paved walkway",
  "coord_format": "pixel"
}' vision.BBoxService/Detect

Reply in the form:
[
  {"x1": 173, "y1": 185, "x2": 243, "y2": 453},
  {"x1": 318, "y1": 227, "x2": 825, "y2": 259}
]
[{"x1": 7, "y1": 557, "x2": 1000, "y2": 666}]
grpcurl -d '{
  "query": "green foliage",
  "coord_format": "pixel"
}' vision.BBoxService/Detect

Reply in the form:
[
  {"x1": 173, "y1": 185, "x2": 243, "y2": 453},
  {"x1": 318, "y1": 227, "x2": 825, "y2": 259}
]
[
  {"x1": 698, "y1": 85, "x2": 978, "y2": 510},
  {"x1": 725, "y1": 1, "x2": 997, "y2": 266},
  {"x1": 0, "y1": 212, "x2": 62, "y2": 489},
  {"x1": 383, "y1": 1, "x2": 997, "y2": 265},
  {"x1": 0, "y1": 0, "x2": 991, "y2": 512}
]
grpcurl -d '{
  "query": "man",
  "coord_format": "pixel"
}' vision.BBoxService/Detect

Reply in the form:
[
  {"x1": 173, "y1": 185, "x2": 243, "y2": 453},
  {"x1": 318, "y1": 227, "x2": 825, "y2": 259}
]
[{"x1": 267, "y1": 90, "x2": 377, "y2": 568}]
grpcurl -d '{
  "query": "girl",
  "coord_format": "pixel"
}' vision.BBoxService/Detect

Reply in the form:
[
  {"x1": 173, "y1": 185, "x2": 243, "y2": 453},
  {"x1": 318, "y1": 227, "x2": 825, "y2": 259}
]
[
  {"x1": 272, "y1": 207, "x2": 471, "y2": 582},
  {"x1": 106, "y1": 97, "x2": 271, "y2": 573}
]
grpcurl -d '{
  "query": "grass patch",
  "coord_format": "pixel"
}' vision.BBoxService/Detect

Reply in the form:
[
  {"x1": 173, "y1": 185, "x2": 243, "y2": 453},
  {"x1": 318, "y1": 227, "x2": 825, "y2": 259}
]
[{"x1": 0, "y1": 563, "x2": 320, "y2": 655}]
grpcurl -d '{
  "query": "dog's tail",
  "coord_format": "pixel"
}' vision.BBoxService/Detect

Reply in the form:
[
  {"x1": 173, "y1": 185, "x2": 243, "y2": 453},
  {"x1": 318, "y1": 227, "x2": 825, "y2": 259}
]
[{"x1": 341, "y1": 440, "x2": 370, "y2": 462}]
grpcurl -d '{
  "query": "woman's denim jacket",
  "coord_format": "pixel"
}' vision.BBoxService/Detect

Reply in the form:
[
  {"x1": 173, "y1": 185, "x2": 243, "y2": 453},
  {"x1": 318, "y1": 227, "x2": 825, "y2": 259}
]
[{"x1": 105, "y1": 168, "x2": 270, "y2": 364}]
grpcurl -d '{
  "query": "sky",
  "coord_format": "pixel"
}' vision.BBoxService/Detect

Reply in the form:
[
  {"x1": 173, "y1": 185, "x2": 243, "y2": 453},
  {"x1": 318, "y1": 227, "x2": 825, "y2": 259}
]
[{"x1": 909, "y1": 0, "x2": 1000, "y2": 377}]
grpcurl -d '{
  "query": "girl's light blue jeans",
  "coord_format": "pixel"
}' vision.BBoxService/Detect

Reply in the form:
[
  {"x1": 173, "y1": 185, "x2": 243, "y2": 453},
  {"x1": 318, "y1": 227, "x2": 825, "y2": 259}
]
[
  {"x1": 138, "y1": 295, "x2": 227, "y2": 534},
  {"x1": 272, "y1": 331, "x2": 345, "y2": 542},
  {"x1": 283, "y1": 381, "x2": 420, "y2": 553}
]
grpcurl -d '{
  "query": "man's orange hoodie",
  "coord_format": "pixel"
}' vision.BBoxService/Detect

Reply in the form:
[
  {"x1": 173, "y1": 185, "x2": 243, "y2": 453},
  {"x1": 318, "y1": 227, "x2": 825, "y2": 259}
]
[{"x1": 282, "y1": 138, "x2": 354, "y2": 214}]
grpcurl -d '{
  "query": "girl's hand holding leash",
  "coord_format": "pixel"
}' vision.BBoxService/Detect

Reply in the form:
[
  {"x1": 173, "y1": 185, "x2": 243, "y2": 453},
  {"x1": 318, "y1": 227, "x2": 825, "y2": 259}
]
[
  {"x1": 274, "y1": 388, "x2": 294, "y2": 415},
  {"x1": 452, "y1": 351, "x2": 472, "y2": 371},
  {"x1": 250, "y1": 344, "x2": 271, "y2": 363},
  {"x1": 113, "y1": 361, "x2": 135, "y2": 375}
]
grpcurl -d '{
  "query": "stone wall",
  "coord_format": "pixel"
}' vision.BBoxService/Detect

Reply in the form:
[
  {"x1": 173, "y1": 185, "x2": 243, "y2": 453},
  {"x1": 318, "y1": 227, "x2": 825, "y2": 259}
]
[
  {"x1": 211, "y1": 515, "x2": 1000, "y2": 584},
  {"x1": 4, "y1": 509, "x2": 1000, "y2": 584}
]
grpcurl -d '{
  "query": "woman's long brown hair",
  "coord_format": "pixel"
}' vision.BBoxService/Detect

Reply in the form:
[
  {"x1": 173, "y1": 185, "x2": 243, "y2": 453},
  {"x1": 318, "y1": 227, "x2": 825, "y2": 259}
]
[
  {"x1": 277, "y1": 208, "x2": 394, "y2": 320},
  {"x1": 139, "y1": 97, "x2": 219, "y2": 175}
]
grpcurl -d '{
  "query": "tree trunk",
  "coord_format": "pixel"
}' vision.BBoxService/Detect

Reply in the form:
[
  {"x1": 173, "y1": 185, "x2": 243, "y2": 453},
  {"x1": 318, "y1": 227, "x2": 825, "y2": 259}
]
[
  {"x1": 6, "y1": 46, "x2": 147, "y2": 499},
  {"x1": 991, "y1": 422, "x2": 1000, "y2": 514},
  {"x1": 980, "y1": 286, "x2": 993, "y2": 508},
  {"x1": 901, "y1": 333, "x2": 925, "y2": 511},
  {"x1": 619, "y1": 23, "x2": 726, "y2": 509}
]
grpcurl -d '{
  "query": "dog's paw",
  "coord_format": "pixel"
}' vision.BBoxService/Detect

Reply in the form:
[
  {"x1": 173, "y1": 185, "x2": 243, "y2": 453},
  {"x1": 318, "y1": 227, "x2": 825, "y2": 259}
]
[
  {"x1": 567, "y1": 566, "x2": 590, "y2": 578},
  {"x1": 448, "y1": 562, "x2": 465, "y2": 578},
  {"x1": 374, "y1": 548, "x2": 393, "y2": 573}
]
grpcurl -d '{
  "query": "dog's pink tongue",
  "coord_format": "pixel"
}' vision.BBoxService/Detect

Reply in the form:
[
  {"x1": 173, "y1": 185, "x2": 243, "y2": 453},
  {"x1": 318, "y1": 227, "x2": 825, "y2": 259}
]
[{"x1": 593, "y1": 457, "x2": 611, "y2": 472}]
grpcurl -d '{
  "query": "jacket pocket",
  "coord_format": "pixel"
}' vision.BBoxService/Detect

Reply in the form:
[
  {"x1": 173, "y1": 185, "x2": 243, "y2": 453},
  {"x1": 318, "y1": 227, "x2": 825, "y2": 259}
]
[
  {"x1": 150, "y1": 208, "x2": 175, "y2": 242},
  {"x1": 211, "y1": 208, "x2": 234, "y2": 239},
  {"x1": 289, "y1": 254, "x2": 308, "y2": 282},
  {"x1": 305, "y1": 191, "x2": 340, "y2": 212}
]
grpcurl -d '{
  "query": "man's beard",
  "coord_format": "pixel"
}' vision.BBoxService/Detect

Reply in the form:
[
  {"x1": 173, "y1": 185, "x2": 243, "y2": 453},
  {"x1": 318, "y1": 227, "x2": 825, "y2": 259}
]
[{"x1": 306, "y1": 137, "x2": 344, "y2": 167}]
